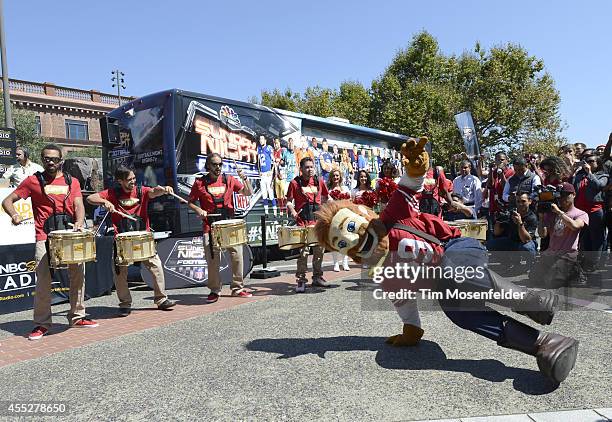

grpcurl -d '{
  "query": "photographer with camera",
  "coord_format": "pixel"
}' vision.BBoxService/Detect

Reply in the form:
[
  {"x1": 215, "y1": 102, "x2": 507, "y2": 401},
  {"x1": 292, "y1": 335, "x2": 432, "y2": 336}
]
[
  {"x1": 487, "y1": 191, "x2": 538, "y2": 273},
  {"x1": 573, "y1": 153, "x2": 608, "y2": 272},
  {"x1": 559, "y1": 145, "x2": 578, "y2": 171},
  {"x1": 538, "y1": 156, "x2": 572, "y2": 251},
  {"x1": 529, "y1": 183, "x2": 589, "y2": 288},
  {"x1": 526, "y1": 153, "x2": 543, "y2": 179}
]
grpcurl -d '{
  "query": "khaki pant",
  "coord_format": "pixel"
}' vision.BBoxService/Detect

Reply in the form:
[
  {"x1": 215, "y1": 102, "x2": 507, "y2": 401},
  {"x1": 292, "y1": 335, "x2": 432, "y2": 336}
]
[
  {"x1": 34, "y1": 240, "x2": 86, "y2": 328},
  {"x1": 203, "y1": 234, "x2": 244, "y2": 293},
  {"x1": 114, "y1": 254, "x2": 167, "y2": 308},
  {"x1": 296, "y1": 245, "x2": 324, "y2": 280},
  {"x1": 274, "y1": 178, "x2": 287, "y2": 199}
]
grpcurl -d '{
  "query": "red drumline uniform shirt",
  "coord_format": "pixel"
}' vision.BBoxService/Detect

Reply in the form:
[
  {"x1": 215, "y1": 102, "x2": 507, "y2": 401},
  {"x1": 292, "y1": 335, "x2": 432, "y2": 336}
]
[
  {"x1": 14, "y1": 173, "x2": 82, "y2": 241},
  {"x1": 381, "y1": 185, "x2": 462, "y2": 243},
  {"x1": 97, "y1": 186, "x2": 153, "y2": 232},
  {"x1": 378, "y1": 185, "x2": 462, "y2": 294},
  {"x1": 417, "y1": 168, "x2": 453, "y2": 217},
  {"x1": 421, "y1": 168, "x2": 449, "y2": 200},
  {"x1": 286, "y1": 176, "x2": 329, "y2": 226},
  {"x1": 188, "y1": 175, "x2": 243, "y2": 233}
]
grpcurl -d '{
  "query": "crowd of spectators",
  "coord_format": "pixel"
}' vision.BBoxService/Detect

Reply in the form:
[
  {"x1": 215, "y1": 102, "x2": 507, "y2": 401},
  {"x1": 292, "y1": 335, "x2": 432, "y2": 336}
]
[{"x1": 267, "y1": 133, "x2": 612, "y2": 285}]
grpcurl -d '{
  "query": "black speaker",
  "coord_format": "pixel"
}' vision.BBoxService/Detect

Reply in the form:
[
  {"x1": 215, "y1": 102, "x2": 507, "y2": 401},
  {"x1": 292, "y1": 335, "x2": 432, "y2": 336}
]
[{"x1": 100, "y1": 117, "x2": 121, "y2": 145}]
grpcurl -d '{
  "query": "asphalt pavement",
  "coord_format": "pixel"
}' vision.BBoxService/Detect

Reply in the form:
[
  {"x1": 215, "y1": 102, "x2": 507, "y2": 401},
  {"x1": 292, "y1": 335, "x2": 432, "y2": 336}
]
[{"x1": 0, "y1": 258, "x2": 610, "y2": 421}]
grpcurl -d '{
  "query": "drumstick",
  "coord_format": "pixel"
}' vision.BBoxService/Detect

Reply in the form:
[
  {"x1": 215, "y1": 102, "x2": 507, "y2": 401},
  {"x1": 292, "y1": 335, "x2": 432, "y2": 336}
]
[
  {"x1": 168, "y1": 191, "x2": 188, "y2": 204},
  {"x1": 94, "y1": 208, "x2": 111, "y2": 237},
  {"x1": 113, "y1": 210, "x2": 138, "y2": 221}
]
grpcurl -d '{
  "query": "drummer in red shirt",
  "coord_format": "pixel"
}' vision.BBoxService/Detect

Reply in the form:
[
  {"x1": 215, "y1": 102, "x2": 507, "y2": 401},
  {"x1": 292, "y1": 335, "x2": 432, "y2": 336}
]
[
  {"x1": 187, "y1": 153, "x2": 253, "y2": 303},
  {"x1": 87, "y1": 165, "x2": 176, "y2": 316},
  {"x1": 286, "y1": 156, "x2": 329, "y2": 293},
  {"x1": 2, "y1": 144, "x2": 97, "y2": 340}
]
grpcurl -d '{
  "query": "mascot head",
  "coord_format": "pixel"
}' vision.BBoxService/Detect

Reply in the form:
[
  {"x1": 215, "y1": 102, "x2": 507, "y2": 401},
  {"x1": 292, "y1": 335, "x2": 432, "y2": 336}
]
[
  {"x1": 314, "y1": 200, "x2": 389, "y2": 264},
  {"x1": 400, "y1": 136, "x2": 430, "y2": 178}
]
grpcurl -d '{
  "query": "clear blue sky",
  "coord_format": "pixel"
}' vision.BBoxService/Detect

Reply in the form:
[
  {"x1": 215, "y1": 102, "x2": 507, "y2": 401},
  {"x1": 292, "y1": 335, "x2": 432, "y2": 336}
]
[{"x1": 5, "y1": 0, "x2": 611, "y2": 147}]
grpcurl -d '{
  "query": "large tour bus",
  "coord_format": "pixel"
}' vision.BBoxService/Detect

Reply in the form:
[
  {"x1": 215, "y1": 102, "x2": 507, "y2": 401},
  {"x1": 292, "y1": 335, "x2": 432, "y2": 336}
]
[{"x1": 99, "y1": 89, "x2": 409, "y2": 286}]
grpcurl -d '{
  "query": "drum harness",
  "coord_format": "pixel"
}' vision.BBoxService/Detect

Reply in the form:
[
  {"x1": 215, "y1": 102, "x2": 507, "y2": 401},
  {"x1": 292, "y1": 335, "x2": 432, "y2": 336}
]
[
  {"x1": 113, "y1": 184, "x2": 145, "y2": 233},
  {"x1": 35, "y1": 171, "x2": 73, "y2": 274},
  {"x1": 112, "y1": 184, "x2": 145, "y2": 275},
  {"x1": 293, "y1": 175, "x2": 320, "y2": 223},
  {"x1": 203, "y1": 173, "x2": 230, "y2": 259}
]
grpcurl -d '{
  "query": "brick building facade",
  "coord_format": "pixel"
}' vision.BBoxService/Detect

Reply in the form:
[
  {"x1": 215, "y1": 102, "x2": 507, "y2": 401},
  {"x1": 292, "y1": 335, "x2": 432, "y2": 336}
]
[{"x1": 7, "y1": 79, "x2": 135, "y2": 152}]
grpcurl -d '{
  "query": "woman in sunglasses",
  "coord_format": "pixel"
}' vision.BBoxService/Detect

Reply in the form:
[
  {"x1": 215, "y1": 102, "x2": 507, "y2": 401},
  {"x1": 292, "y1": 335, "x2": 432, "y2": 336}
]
[{"x1": 573, "y1": 153, "x2": 609, "y2": 272}]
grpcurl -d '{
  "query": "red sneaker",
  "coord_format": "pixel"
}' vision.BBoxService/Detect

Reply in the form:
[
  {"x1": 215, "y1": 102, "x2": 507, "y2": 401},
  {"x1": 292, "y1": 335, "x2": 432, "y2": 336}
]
[
  {"x1": 206, "y1": 293, "x2": 219, "y2": 303},
  {"x1": 28, "y1": 326, "x2": 48, "y2": 341},
  {"x1": 231, "y1": 290, "x2": 253, "y2": 298},
  {"x1": 71, "y1": 318, "x2": 99, "y2": 328}
]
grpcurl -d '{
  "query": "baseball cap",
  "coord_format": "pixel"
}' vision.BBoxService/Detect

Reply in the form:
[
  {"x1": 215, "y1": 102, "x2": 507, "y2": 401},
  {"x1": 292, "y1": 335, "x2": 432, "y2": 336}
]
[{"x1": 560, "y1": 182, "x2": 575, "y2": 194}]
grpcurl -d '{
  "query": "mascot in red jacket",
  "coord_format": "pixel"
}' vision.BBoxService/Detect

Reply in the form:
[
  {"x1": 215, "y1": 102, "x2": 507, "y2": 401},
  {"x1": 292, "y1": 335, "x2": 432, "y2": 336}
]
[{"x1": 314, "y1": 137, "x2": 579, "y2": 384}]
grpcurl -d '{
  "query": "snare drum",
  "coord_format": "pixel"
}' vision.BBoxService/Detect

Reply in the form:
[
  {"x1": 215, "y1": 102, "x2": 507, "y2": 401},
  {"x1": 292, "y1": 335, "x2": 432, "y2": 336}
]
[
  {"x1": 448, "y1": 219, "x2": 488, "y2": 241},
  {"x1": 277, "y1": 226, "x2": 309, "y2": 250},
  {"x1": 115, "y1": 231, "x2": 156, "y2": 266},
  {"x1": 48, "y1": 229, "x2": 96, "y2": 268},
  {"x1": 447, "y1": 221, "x2": 470, "y2": 238},
  {"x1": 305, "y1": 225, "x2": 319, "y2": 247},
  {"x1": 211, "y1": 219, "x2": 247, "y2": 249},
  {"x1": 463, "y1": 219, "x2": 488, "y2": 241}
]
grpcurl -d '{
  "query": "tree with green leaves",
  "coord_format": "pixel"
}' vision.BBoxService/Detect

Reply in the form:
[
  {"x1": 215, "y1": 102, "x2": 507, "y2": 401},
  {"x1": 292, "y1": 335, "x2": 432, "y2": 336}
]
[
  {"x1": 253, "y1": 31, "x2": 565, "y2": 167},
  {"x1": 66, "y1": 146, "x2": 101, "y2": 159},
  {"x1": 333, "y1": 81, "x2": 371, "y2": 127},
  {"x1": 248, "y1": 88, "x2": 301, "y2": 112},
  {"x1": 370, "y1": 31, "x2": 565, "y2": 165}
]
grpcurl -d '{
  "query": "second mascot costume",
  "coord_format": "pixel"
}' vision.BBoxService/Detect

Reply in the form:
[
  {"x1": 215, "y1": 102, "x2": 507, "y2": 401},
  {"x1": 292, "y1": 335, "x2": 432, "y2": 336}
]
[{"x1": 314, "y1": 137, "x2": 579, "y2": 384}]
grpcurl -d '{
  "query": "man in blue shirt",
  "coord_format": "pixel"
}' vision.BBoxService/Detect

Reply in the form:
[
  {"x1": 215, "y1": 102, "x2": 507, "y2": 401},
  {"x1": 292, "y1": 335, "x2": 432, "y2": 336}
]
[
  {"x1": 257, "y1": 135, "x2": 277, "y2": 216},
  {"x1": 309, "y1": 137, "x2": 322, "y2": 177},
  {"x1": 320, "y1": 139, "x2": 334, "y2": 182},
  {"x1": 358, "y1": 149, "x2": 368, "y2": 172}
]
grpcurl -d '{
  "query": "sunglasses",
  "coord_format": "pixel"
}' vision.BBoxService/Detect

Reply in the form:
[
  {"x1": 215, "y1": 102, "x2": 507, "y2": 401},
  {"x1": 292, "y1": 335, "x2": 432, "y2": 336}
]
[
  {"x1": 42, "y1": 157, "x2": 61, "y2": 164},
  {"x1": 586, "y1": 159, "x2": 596, "y2": 163}
]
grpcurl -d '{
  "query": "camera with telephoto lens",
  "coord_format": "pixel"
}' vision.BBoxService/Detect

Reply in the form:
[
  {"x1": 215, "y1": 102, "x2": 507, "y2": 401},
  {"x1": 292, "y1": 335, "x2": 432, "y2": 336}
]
[
  {"x1": 536, "y1": 185, "x2": 562, "y2": 213},
  {"x1": 495, "y1": 192, "x2": 517, "y2": 224}
]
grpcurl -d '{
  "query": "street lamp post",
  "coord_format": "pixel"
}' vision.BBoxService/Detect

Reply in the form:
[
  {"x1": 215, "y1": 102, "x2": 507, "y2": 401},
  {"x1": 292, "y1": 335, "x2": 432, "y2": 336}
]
[
  {"x1": 0, "y1": 0, "x2": 13, "y2": 128},
  {"x1": 111, "y1": 70, "x2": 126, "y2": 106}
]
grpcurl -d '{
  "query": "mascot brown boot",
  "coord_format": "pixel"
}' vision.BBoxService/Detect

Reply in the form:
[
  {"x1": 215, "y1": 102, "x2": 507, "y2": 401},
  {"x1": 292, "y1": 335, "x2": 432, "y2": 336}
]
[
  {"x1": 385, "y1": 324, "x2": 424, "y2": 347},
  {"x1": 487, "y1": 269, "x2": 559, "y2": 325},
  {"x1": 498, "y1": 319, "x2": 579, "y2": 384}
]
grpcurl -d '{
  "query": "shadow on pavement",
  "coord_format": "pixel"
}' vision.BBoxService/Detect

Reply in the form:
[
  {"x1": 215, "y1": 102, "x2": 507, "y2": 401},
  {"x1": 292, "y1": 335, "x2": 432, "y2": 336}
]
[
  {"x1": 0, "y1": 319, "x2": 70, "y2": 338},
  {"x1": 245, "y1": 336, "x2": 558, "y2": 395}
]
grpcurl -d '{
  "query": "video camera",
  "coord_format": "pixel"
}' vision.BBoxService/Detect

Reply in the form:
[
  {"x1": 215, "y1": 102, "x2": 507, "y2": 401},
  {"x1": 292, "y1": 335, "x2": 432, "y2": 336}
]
[{"x1": 536, "y1": 185, "x2": 562, "y2": 213}]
